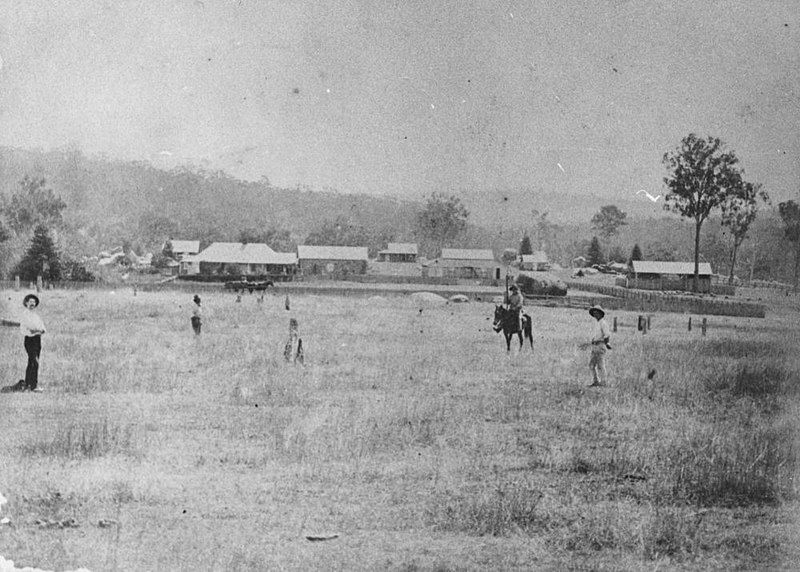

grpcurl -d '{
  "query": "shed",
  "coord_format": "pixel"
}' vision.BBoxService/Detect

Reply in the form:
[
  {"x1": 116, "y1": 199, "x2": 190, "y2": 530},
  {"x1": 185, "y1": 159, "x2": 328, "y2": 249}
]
[
  {"x1": 519, "y1": 251, "x2": 550, "y2": 271},
  {"x1": 166, "y1": 240, "x2": 201, "y2": 259},
  {"x1": 297, "y1": 245, "x2": 369, "y2": 277},
  {"x1": 628, "y1": 261, "x2": 713, "y2": 293},
  {"x1": 376, "y1": 243, "x2": 418, "y2": 263},
  {"x1": 431, "y1": 249, "x2": 500, "y2": 280}
]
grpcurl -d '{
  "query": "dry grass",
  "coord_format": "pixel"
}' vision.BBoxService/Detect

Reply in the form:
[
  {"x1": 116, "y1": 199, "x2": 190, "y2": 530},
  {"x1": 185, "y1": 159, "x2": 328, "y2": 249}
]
[{"x1": 0, "y1": 287, "x2": 797, "y2": 570}]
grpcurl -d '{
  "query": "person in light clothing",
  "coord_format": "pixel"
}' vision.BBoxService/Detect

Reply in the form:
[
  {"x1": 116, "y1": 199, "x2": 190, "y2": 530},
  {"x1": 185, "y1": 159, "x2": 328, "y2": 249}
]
[
  {"x1": 15, "y1": 294, "x2": 46, "y2": 392},
  {"x1": 583, "y1": 304, "x2": 611, "y2": 387}
]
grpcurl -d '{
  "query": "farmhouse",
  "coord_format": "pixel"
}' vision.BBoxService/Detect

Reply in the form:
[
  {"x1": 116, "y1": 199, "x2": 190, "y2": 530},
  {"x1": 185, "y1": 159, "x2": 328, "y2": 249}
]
[
  {"x1": 430, "y1": 249, "x2": 501, "y2": 280},
  {"x1": 297, "y1": 245, "x2": 369, "y2": 277},
  {"x1": 184, "y1": 242, "x2": 297, "y2": 280},
  {"x1": 519, "y1": 251, "x2": 551, "y2": 271},
  {"x1": 628, "y1": 260, "x2": 713, "y2": 293},
  {"x1": 165, "y1": 240, "x2": 200, "y2": 259}
]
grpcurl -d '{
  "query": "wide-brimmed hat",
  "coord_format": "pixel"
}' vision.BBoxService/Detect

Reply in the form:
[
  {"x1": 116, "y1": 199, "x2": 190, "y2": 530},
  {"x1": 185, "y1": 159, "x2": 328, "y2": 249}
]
[
  {"x1": 509, "y1": 284, "x2": 519, "y2": 291},
  {"x1": 23, "y1": 294, "x2": 40, "y2": 308},
  {"x1": 588, "y1": 305, "x2": 605, "y2": 319}
]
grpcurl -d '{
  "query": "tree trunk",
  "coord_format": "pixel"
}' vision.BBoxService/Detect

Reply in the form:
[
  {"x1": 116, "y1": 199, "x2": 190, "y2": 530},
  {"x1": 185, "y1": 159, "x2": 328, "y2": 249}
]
[
  {"x1": 794, "y1": 242, "x2": 800, "y2": 294},
  {"x1": 728, "y1": 240, "x2": 740, "y2": 286},
  {"x1": 694, "y1": 221, "x2": 702, "y2": 293}
]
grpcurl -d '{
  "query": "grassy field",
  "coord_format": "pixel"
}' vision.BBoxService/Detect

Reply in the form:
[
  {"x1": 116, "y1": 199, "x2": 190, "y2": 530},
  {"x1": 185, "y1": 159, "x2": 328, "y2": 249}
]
[{"x1": 0, "y1": 287, "x2": 798, "y2": 571}]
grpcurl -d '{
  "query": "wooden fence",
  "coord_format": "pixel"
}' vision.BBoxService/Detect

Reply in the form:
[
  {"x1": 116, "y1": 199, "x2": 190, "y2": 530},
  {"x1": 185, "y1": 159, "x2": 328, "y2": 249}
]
[{"x1": 566, "y1": 281, "x2": 765, "y2": 318}]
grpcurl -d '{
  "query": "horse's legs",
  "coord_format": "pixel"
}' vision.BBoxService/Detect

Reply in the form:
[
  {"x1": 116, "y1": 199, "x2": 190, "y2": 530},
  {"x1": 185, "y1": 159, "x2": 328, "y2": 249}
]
[
  {"x1": 505, "y1": 333, "x2": 512, "y2": 352},
  {"x1": 517, "y1": 331, "x2": 524, "y2": 349}
]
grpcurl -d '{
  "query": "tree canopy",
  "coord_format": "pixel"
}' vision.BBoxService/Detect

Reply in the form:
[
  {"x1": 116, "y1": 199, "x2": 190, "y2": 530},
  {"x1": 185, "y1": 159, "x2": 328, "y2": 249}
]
[
  {"x1": 778, "y1": 200, "x2": 800, "y2": 290},
  {"x1": 519, "y1": 234, "x2": 533, "y2": 255},
  {"x1": 13, "y1": 224, "x2": 62, "y2": 281},
  {"x1": 2, "y1": 176, "x2": 67, "y2": 233},
  {"x1": 586, "y1": 236, "x2": 605, "y2": 266},
  {"x1": 720, "y1": 181, "x2": 768, "y2": 284},
  {"x1": 591, "y1": 205, "x2": 628, "y2": 239},
  {"x1": 415, "y1": 192, "x2": 469, "y2": 257},
  {"x1": 663, "y1": 134, "x2": 744, "y2": 290}
]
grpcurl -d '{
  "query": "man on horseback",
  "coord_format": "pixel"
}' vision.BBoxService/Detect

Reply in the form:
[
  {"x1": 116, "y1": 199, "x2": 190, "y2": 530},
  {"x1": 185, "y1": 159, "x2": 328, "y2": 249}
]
[{"x1": 504, "y1": 283, "x2": 525, "y2": 333}]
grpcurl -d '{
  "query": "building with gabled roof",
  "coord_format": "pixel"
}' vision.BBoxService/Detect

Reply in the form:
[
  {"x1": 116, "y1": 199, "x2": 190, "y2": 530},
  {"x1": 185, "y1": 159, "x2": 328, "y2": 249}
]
[
  {"x1": 518, "y1": 251, "x2": 550, "y2": 271},
  {"x1": 297, "y1": 245, "x2": 369, "y2": 277},
  {"x1": 376, "y1": 243, "x2": 417, "y2": 263},
  {"x1": 167, "y1": 240, "x2": 200, "y2": 259},
  {"x1": 429, "y1": 248, "x2": 500, "y2": 280},
  {"x1": 185, "y1": 242, "x2": 297, "y2": 279},
  {"x1": 628, "y1": 260, "x2": 713, "y2": 292}
]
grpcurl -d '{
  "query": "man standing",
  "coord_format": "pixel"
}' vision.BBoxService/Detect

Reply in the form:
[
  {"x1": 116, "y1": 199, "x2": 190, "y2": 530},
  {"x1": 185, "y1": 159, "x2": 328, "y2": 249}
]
[
  {"x1": 504, "y1": 283, "x2": 525, "y2": 333},
  {"x1": 7, "y1": 294, "x2": 47, "y2": 393},
  {"x1": 191, "y1": 295, "x2": 202, "y2": 335},
  {"x1": 585, "y1": 305, "x2": 611, "y2": 387}
]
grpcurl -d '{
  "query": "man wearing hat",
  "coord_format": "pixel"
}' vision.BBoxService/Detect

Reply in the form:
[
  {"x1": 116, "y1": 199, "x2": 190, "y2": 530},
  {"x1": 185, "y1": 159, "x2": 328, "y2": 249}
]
[
  {"x1": 504, "y1": 283, "x2": 525, "y2": 333},
  {"x1": 5, "y1": 294, "x2": 47, "y2": 392},
  {"x1": 586, "y1": 305, "x2": 611, "y2": 387}
]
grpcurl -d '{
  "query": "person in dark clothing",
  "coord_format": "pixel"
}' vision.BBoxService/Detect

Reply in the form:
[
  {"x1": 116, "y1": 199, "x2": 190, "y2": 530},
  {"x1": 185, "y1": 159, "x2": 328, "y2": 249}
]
[{"x1": 191, "y1": 295, "x2": 202, "y2": 335}]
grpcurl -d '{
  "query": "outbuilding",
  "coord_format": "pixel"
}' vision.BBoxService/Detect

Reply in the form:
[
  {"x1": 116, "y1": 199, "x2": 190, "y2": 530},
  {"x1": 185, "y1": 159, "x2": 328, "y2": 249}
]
[
  {"x1": 518, "y1": 251, "x2": 551, "y2": 271},
  {"x1": 628, "y1": 260, "x2": 713, "y2": 293},
  {"x1": 297, "y1": 245, "x2": 369, "y2": 277},
  {"x1": 430, "y1": 249, "x2": 501, "y2": 280}
]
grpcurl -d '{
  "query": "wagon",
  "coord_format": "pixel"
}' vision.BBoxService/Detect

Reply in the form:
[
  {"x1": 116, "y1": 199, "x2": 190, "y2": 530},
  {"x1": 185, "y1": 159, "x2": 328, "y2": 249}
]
[{"x1": 224, "y1": 279, "x2": 274, "y2": 293}]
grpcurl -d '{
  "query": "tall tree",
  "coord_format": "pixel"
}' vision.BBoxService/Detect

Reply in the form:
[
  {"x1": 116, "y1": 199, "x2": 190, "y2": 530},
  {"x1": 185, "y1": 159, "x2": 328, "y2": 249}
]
[
  {"x1": 586, "y1": 236, "x2": 605, "y2": 266},
  {"x1": 415, "y1": 192, "x2": 469, "y2": 257},
  {"x1": 629, "y1": 243, "x2": 643, "y2": 265},
  {"x1": 720, "y1": 181, "x2": 768, "y2": 284},
  {"x1": 778, "y1": 200, "x2": 800, "y2": 291},
  {"x1": 591, "y1": 205, "x2": 628, "y2": 240},
  {"x1": 13, "y1": 224, "x2": 62, "y2": 282},
  {"x1": 519, "y1": 233, "x2": 533, "y2": 255},
  {"x1": 662, "y1": 134, "x2": 743, "y2": 291},
  {"x1": 2, "y1": 176, "x2": 67, "y2": 233}
]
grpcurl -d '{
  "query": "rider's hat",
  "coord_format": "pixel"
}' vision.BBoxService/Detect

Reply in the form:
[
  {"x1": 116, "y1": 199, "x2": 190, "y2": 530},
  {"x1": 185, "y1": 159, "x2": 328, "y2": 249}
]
[
  {"x1": 509, "y1": 284, "x2": 519, "y2": 291},
  {"x1": 588, "y1": 305, "x2": 605, "y2": 319},
  {"x1": 23, "y1": 294, "x2": 40, "y2": 308}
]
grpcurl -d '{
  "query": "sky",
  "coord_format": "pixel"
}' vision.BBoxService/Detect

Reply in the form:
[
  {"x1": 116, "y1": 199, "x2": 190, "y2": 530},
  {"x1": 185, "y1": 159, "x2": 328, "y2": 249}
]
[{"x1": 0, "y1": 0, "x2": 798, "y2": 210}]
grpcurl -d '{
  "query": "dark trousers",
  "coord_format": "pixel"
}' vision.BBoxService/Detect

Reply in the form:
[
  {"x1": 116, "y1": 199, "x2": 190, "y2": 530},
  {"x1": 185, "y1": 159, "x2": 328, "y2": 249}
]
[{"x1": 24, "y1": 335, "x2": 41, "y2": 390}]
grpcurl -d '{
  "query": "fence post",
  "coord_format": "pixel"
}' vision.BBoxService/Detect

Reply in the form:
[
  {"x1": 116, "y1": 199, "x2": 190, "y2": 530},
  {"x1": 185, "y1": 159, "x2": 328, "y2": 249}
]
[
  {"x1": 14, "y1": 276, "x2": 19, "y2": 291},
  {"x1": 701, "y1": 318, "x2": 707, "y2": 336},
  {"x1": 688, "y1": 316, "x2": 692, "y2": 331},
  {"x1": 647, "y1": 315, "x2": 652, "y2": 330},
  {"x1": 637, "y1": 315, "x2": 643, "y2": 331},
  {"x1": 613, "y1": 317, "x2": 617, "y2": 333}
]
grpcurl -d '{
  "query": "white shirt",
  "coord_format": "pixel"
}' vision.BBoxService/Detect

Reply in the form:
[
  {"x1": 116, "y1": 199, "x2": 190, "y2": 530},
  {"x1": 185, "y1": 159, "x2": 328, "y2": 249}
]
[
  {"x1": 592, "y1": 318, "x2": 610, "y2": 343},
  {"x1": 19, "y1": 309, "x2": 46, "y2": 337}
]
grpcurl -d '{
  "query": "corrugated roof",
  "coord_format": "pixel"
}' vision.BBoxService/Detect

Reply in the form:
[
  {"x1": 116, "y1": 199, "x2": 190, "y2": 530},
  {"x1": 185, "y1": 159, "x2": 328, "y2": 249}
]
[
  {"x1": 195, "y1": 243, "x2": 297, "y2": 265},
  {"x1": 520, "y1": 251, "x2": 549, "y2": 264},
  {"x1": 379, "y1": 243, "x2": 417, "y2": 255},
  {"x1": 440, "y1": 249, "x2": 495, "y2": 261},
  {"x1": 169, "y1": 240, "x2": 200, "y2": 254},
  {"x1": 632, "y1": 261, "x2": 712, "y2": 275},
  {"x1": 297, "y1": 245, "x2": 369, "y2": 260}
]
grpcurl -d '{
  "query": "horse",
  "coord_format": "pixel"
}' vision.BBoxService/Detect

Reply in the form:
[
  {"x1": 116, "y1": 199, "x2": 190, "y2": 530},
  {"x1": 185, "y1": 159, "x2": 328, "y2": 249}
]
[{"x1": 493, "y1": 305, "x2": 533, "y2": 352}]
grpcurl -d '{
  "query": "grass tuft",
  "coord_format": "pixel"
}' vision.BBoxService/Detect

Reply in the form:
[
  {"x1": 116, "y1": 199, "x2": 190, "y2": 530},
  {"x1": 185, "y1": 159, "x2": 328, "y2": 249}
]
[
  {"x1": 428, "y1": 471, "x2": 543, "y2": 536},
  {"x1": 19, "y1": 418, "x2": 141, "y2": 459}
]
